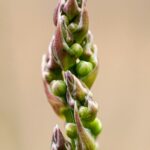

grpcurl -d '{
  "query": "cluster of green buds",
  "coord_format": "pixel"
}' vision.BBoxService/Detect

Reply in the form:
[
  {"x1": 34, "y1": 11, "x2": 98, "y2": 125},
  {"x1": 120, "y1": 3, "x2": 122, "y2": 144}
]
[{"x1": 42, "y1": 0, "x2": 102, "y2": 149}]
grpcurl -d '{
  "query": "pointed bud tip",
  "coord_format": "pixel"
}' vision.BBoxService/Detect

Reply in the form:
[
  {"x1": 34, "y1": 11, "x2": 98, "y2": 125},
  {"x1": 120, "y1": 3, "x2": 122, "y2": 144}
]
[{"x1": 64, "y1": 71, "x2": 74, "y2": 85}]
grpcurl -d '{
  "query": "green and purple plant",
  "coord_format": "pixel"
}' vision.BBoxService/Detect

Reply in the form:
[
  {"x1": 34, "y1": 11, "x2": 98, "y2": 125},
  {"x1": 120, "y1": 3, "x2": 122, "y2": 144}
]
[{"x1": 42, "y1": 0, "x2": 102, "y2": 149}]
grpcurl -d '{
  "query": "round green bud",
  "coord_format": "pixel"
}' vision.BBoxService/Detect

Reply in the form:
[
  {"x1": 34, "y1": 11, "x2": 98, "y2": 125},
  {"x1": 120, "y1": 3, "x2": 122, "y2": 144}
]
[
  {"x1": 61, "y1": 15, "x2": 69, "y2": 25},
  {"x1": 84, "y1": 118, "x2": 102, "y2": 137},
  {"x1": 65, "y1": 123, "x2": 77, "y2": 139},
  {"x1": 89, "y1": 55, "x2": 97, "y2": 68},
  {"x1": 45, "y1": 69, "x2": 62, "y2": 83},
  {"x1": 76, "y1": 61, "x2": 93, "y2": 77},
  {"x1": 68, "y1": 23, "x2": 78, "y2": 33},
  {"x1": 79, "y1": 106, "x2": 96, "y2": 122},
  {"x1": 45, "y1": 72, "x2": 54, "y2": 83},
  {"x1": 50, "y1": 80, "x2": 67, "y2": 97},
  {"x1": 70, "y1": 43, "x2": 83, "y2": 58}
]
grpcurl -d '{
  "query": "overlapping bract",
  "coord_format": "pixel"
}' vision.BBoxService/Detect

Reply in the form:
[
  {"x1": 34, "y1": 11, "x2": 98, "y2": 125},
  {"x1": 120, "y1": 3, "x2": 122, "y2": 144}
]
[{"x1": 42, "y1": 0, "x2": 102, "y2": 149}]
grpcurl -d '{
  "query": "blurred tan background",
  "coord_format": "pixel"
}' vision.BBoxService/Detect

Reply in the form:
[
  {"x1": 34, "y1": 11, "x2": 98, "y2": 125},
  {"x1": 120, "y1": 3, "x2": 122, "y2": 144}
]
[{"x1": 0, "y1": 0, "x2": 150, "y2": 150}]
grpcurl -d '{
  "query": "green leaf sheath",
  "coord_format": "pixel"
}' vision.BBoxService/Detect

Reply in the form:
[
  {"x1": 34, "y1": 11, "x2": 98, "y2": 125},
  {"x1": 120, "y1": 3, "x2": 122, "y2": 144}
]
[{"x1": 41, "y1": 0, "x2": 102, "y2": 149}]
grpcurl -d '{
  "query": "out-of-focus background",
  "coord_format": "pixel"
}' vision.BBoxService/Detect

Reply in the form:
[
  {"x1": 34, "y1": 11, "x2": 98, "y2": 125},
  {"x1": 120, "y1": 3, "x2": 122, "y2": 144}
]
[{"x1": 0, "y1": 0, "x2": 150, "y2": 150}]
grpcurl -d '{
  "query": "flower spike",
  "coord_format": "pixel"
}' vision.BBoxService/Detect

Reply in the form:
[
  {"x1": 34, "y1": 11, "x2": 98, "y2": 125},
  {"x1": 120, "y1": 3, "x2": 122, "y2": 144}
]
[{"x1": 42, "y1": 0, "x2": 102, "y2": 149}]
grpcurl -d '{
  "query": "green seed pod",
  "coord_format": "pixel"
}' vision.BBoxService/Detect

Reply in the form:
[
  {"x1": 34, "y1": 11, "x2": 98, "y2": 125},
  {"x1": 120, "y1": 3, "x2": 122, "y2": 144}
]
[
  {"x1": 68, "y1": 23, "x2": 78, "y2": 33},
  {"x1": 89, "y1": 55, "x2": 98, "y2": 68},
  {"x1": 79, "y1": 106, "x2": 96, "y2": 122},
  {"x1": 50, "y1": 80, "x2": 67, "y2": 97},
  {"x1": 80, "y1": 44, "x2": 98, "y2": 88},
  {"x1": 43, "y1": 80, "x2": 67, "y2": 118},
  {"x1": 76, "y1": 61, "x2": 93, "y2": 77},
  {"x1": 79, "y1": 97, "x2": 98, "y2": 122},
  {"x1": 61, "y1": 15, "x2": 69, "y2": 26},
  {"x1": 79, "y1": 107, "x2": 89, "y2": 119},
  {"x1": 70, "y1": 43, "x2": 83, "y2": 58},
  {"x1": 83, "y1": 118, "x2": 102, "y2": 137},
  {"x1": 45, "y1": 71, "x2": 55, "y2": 83},
  {"x1": 65, "y1": 123, "x2": 77, "y2": 139},
  {"x1": 45, "y1": 69, "x2": 62, "y2": 83}
]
